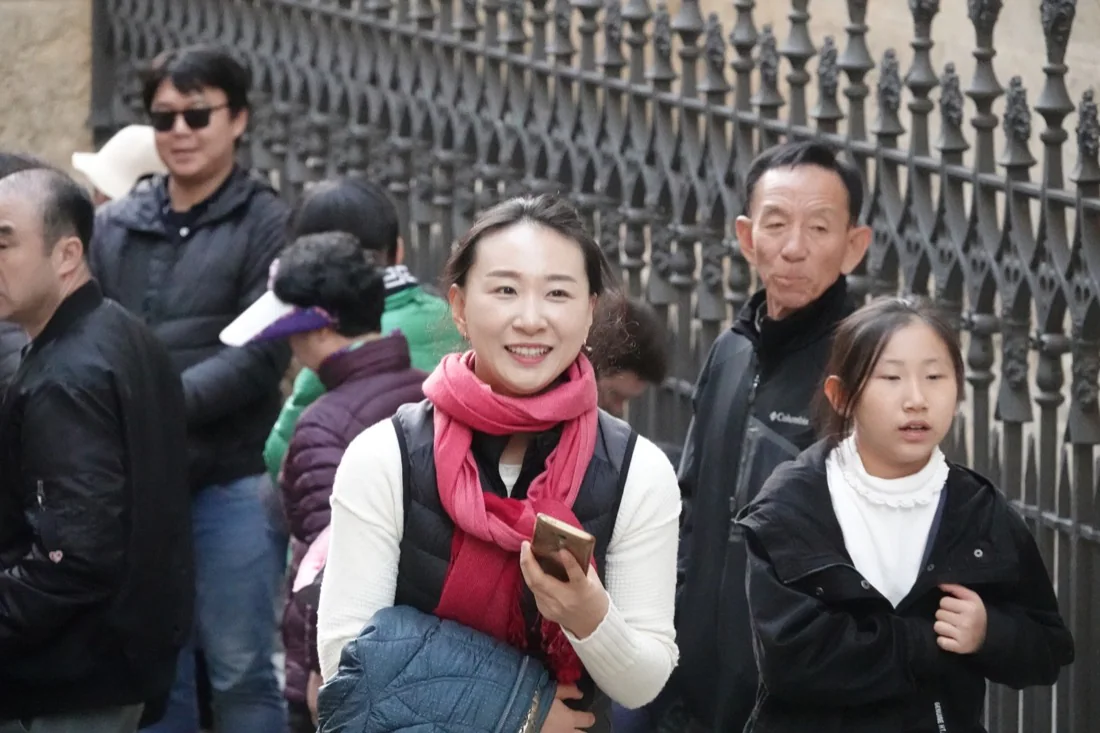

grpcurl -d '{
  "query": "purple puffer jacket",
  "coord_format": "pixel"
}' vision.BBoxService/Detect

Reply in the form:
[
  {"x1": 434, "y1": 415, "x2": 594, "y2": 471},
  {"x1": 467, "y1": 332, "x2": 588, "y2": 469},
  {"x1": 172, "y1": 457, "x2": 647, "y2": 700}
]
[{"x1": 281, "y1": 332, "x2": 426, "y2": 706}]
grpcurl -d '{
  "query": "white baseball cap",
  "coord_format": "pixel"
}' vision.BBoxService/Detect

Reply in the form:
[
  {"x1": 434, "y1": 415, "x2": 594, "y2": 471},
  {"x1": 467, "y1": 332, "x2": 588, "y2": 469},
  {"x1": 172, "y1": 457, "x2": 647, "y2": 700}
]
[{"x1": 71, "y1": 125, "x2": 168, "y2": 201}]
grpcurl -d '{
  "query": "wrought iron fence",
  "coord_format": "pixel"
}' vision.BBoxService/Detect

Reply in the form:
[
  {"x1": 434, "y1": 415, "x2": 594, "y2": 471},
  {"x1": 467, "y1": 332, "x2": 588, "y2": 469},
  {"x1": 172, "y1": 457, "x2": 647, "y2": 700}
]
[{"x1": 90, "y1": 0, "x2": 1096, "y2": 730}]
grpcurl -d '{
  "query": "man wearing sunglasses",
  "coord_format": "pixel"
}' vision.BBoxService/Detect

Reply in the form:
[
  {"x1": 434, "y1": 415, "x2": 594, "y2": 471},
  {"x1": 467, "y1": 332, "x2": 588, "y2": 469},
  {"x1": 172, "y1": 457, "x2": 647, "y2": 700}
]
[{"x1": 89, "y1": 45, "x2": 289, "y2": 733}]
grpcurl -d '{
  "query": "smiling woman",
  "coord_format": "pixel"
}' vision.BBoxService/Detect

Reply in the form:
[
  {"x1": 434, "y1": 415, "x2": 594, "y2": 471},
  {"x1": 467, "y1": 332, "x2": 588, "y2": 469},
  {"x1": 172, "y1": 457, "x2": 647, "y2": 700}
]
[
  {"x1": 442, "y1": 196, "x2": 609, "y2": 398},
  {"x1": 316, "y1": 195, "x2": 682, "y2": 733}
]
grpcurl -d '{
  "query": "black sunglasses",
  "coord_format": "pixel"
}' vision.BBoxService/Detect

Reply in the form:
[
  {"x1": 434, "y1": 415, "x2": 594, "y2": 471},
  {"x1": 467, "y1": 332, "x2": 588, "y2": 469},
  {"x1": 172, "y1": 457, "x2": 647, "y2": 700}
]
[{"x1": 149, "y1": 104, "x2": 229, "y2": 133}]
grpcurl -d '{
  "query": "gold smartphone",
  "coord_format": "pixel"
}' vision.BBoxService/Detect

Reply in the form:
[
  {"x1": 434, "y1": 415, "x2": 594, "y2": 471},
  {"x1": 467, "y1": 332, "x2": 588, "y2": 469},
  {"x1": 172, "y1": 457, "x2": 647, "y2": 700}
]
[{"x1": 530, "y1": 513, "x2": 596, "y2": 582}]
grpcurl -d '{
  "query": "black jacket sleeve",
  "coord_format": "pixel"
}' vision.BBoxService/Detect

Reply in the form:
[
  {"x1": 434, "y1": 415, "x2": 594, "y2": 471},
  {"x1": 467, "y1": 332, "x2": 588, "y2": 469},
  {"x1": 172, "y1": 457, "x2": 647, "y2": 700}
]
[
  {"x1": 179, "y1": 200, "x2": 290, "y2": 427},
  {"x1": 0, "y1": 380, "x2": 127, "y2": 650},
  {"x1": 744, "y1": 532, "x2": 948, "y2": 707},
  {"x1": 971, "y1": 512, "x2": 1074, "y2": 688},
  {"x1": 675, "y1": 337, "x2": 717, "y2": 591},
  {"x1": 0, "y1": 323, "x2": 26, "y2": 390}
]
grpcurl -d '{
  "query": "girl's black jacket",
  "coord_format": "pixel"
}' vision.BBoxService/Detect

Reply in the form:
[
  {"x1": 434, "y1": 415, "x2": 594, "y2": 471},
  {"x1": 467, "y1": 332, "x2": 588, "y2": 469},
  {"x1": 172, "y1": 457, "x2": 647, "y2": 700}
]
[{"x1": 735, "y1": 440, "x2": 1074, "y2": 733}]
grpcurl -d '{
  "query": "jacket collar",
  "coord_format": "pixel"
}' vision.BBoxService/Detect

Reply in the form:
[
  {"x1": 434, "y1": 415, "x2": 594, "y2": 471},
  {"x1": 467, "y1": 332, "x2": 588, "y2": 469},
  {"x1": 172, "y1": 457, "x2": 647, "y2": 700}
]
[
  {"x1": 29, "y1": 279, "x2": 103, "y2": 356},
  {"x1": 737, "y1": 439, "x2": 1009, "y2": 585},
  {"x1": 733, "y1": 277, "x2": 854, "y2": 363},
  {"x1": 317, "y1": 332, "x2": 415, "y2": 391},
  {"x1": 108, "y1": 166, "x2": 272, "y2": 236}
]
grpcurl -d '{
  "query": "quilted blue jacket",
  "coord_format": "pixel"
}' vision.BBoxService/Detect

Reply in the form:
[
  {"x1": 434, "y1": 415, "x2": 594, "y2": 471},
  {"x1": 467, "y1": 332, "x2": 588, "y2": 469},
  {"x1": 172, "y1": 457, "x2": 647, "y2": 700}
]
[{"x1": 318, "y1": 605, "x2": 556, "y2": 732}]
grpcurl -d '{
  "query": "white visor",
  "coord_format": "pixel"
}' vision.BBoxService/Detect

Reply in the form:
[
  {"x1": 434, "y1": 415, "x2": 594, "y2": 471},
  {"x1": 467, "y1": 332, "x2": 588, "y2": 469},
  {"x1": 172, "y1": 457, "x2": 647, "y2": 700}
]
[{"x1": 219, "y1": 291, "x2": 296, "y2": 347}]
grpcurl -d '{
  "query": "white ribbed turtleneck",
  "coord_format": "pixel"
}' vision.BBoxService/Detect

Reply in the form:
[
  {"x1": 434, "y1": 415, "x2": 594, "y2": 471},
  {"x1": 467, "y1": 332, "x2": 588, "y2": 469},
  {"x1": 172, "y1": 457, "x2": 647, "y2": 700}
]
[{"x1": 825, "y1": 435, "x2": 949, "y2": 607}]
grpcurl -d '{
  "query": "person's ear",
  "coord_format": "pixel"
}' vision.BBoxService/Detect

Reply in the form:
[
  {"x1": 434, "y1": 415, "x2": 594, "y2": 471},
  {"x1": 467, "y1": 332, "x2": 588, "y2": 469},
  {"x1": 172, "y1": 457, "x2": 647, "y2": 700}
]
[
  {"x1": 448, "y1": 283, "x2": 468, "y2": 341},
  {"x1": 735, "y1": 216, "x2": 757, "y2": 267},
  {"x1": 229, "y1": 106, "x2": 250, "y2": 142},
  {"x1": 823, "y1": 375, "x2": 847, "y2": 416},
  {"x1": 52, "y1": 235, "x2": 84, "y2": 278},
  {"x1": 842, "y1": 224, "x2": 872, "y2": 274}
]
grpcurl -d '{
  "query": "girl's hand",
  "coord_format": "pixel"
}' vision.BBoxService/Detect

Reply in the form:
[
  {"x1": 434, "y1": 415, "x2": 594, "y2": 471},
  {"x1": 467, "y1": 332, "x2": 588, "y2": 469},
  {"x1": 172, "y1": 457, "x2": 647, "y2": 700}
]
[
  {"x1": 519, "y1": 541, "x2": 610, "y2": 639},
  {"x1": 935, "y1": 583, "x2": 988, "y2": 654},
  {"x1": 540, "y1": 684, "x2": 596, "y2": 732}
]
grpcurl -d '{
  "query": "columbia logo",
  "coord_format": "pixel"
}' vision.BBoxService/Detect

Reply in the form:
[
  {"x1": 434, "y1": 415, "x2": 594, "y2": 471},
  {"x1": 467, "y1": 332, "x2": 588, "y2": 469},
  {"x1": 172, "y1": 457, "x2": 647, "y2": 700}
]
[{"x1": 769, "y1": 411, "x2": 810, "y2": 427}]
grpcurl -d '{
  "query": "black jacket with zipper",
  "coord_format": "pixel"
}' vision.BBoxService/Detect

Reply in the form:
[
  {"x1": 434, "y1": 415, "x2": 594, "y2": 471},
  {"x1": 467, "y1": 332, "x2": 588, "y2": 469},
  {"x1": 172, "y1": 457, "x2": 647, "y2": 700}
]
[
  {"x1": 0, "y1": 281, "x2": 193, "y2": 720},
  {"x1": 666, "y1": 278, "x2": 854, "y2": 731},
  {"x1": 735, "y1": 440, "x2": 1074, "y2": 733},
  {"x1": 90, "y1": 167, "x2": 290, "y2": 490}
]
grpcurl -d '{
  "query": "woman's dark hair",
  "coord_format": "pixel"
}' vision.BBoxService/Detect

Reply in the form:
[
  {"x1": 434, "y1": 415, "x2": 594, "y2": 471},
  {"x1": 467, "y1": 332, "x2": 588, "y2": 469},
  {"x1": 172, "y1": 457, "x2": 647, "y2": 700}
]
[
  {"x1": 290, "y1": 178, "x2": 400, "y2": 263},
  {"x1": 273, "y1": 232, "x2": 387, "y2": 338},
  {"x1": 142, "y1": 44, "x2": 252, "y2": 115},
  {"x1": 443, "y1": 194, "x2": 624, "y2": 371},
  {"x1": 443, "y1": 195, "x2": 614, "y2": 295},
  {"x1": 814, "y1": 296, "x2": 965, "y2": 443}
]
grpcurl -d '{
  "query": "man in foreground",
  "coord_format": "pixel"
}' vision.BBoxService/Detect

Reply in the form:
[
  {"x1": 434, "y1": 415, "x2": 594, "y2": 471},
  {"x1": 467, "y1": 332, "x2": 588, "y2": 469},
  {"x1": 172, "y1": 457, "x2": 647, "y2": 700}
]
[{"x1": 0, "y1": 168, "x2": 192, "y2": 732}]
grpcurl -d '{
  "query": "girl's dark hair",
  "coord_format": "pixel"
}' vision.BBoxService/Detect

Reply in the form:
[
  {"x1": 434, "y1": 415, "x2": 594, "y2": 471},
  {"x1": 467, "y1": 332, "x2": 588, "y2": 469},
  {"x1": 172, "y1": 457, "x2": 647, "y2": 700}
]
[
  {"x1": 814, "y1": 296, "x2": 965, "y2": 444},
  {"x1": 443, "y1": 194, "x2": 624, "y2": 372},
  {"x1": 291, "y1": 178, "x2": 400, "y2": 262}
]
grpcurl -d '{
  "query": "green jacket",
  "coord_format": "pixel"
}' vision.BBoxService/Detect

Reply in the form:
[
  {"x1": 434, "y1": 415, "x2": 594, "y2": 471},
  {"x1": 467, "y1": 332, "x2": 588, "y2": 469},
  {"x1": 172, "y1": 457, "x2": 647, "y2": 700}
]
[{"x1": 262, "y1": 285, "x2": 463, "y2": 481}]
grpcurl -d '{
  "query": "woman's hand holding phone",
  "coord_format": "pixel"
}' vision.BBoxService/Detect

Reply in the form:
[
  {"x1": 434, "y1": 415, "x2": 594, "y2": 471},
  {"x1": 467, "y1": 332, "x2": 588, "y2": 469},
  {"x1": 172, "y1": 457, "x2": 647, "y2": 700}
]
[{"x1": 519, "y1": 540, "x2": 610, "y2": 640}]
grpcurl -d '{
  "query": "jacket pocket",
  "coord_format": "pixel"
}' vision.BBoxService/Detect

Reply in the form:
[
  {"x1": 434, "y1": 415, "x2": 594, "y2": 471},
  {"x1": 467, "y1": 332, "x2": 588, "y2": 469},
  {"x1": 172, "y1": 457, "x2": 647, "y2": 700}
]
[
  {"x1": 788, "y1": 563, "x2": 887, "y2": 606},
  {"x1": 734, "y1": 419, "x2": 803, "y2": 509},
  {"x1": 31, "y1": 478, "x2": 64, "y2": 561}
]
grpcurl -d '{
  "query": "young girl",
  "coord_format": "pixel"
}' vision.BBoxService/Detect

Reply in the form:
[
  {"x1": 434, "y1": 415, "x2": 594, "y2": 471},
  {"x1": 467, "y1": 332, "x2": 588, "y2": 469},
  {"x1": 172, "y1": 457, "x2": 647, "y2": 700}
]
[
  {"x1": 317, "y1": 195, "x2": 680, "y2": 732},
  {"x1": 736, "y1": 297, "x2": 1074, "y2": 733}
]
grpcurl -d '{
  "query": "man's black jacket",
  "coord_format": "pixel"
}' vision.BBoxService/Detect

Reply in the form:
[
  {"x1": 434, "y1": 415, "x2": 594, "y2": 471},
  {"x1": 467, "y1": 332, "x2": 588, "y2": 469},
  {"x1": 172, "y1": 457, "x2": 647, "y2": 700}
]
[
  {"x1": 0, "y1": 323, "x2": 25, "y2": 391},
  {"x1": 668, "y1": 278, "x2": 854, "y2": 731},
  {"x1": 0, "y1": 281, "x2": 193, "y2": 720},
  {"x1": 90, "y1": 167, "x2": 290, "y2": 490},
  {"x1": 735, "y1": 440, "x2": 1074, "y2": 733}
]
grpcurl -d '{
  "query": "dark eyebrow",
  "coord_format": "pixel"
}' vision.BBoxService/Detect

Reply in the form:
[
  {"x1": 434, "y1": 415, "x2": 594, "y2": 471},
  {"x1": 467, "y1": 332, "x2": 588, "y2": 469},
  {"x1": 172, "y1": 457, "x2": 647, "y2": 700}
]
[
  {"x1": 879, "y1": 358, "x2": 944, "y2": 366},
  {"x1": 484, "y1": 269, "x2": 579, "y2": 284}
]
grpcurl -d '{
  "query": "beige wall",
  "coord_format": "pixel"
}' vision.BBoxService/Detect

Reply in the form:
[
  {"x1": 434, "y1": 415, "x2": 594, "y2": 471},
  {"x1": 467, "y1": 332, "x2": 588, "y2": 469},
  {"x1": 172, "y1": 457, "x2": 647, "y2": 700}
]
[{"x1": 0, "y1": 0, "x2": 92, "y2": 172}]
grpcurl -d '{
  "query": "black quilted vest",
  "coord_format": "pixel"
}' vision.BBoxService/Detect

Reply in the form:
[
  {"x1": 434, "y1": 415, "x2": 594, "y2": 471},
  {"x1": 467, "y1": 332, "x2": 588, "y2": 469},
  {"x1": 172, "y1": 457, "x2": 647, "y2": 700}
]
[{"x1": 390, "y1": 400, "x2": 637, "y2": 733}]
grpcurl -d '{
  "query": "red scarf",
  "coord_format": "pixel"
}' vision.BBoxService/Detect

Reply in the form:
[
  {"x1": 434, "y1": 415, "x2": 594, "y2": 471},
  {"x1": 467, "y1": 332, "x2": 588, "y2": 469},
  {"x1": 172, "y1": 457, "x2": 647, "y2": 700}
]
[{"x1": 422, "y1": 351, "x2": 598, "y2": 684}]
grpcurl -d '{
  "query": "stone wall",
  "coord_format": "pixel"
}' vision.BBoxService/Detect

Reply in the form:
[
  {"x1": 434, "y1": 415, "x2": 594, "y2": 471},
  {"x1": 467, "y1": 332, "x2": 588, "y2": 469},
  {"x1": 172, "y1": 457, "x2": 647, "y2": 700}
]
[{"x1": 0, "y1": 0, "x2": 93, "y2": 172}]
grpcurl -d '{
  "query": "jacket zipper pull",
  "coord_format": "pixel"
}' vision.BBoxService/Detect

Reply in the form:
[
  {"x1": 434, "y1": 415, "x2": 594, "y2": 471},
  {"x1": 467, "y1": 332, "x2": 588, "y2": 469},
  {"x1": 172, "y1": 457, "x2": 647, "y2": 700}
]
[{"x1": 36, "y1": 479, "x2": 44, "y2": 508}]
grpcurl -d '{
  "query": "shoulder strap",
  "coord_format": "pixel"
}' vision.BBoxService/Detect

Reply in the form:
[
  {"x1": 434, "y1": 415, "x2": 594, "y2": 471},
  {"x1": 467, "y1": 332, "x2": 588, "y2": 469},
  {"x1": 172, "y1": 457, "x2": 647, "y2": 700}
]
[
  {"x1": 392, "y1": 400, "x2": 435, "y2": 525},
  {"x1": 596, "y1": 410, "x2": 638, "y2": 476},
  {"x1": 595, "y1": 410, "x2": 638, "y2": 548}
]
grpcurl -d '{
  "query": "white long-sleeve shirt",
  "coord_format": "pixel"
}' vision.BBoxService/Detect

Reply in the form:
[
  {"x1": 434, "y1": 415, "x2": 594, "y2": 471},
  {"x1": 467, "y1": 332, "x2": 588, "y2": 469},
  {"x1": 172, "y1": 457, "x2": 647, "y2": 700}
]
[{"x1": 317, "y1": 417, "x2": 682, "y2": 709}]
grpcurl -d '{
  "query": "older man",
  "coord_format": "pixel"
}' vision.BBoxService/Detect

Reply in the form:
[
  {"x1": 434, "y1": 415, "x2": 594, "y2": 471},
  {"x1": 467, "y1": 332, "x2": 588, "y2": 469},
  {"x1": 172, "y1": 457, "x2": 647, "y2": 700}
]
[
  {"x1": 0, "y1": 168, "x2": 191, "y2": 733},
  {"x1": 665, "y1": 140, "x2": 871, "y2": 733},
  {"x1": 0, "y1": 152, "x2": 53, "y2": 390}
]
